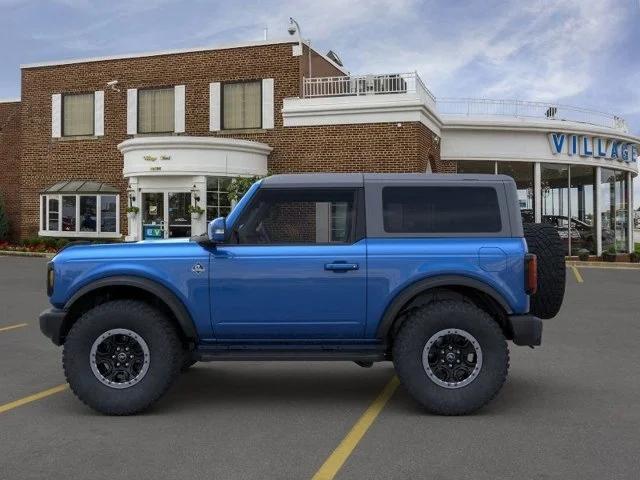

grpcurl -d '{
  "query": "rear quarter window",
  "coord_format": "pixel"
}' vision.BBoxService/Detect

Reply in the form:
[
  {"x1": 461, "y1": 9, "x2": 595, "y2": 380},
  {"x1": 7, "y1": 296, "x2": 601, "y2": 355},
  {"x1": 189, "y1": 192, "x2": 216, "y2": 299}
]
[{"x1": 382, "y1": 186, "x2": 502, "y2": 233}]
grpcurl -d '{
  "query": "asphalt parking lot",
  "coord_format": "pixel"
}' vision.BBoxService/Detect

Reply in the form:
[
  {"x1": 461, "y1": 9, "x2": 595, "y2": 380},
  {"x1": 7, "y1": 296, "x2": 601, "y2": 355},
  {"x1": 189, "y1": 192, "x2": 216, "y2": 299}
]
[{"x1": 1, "y1": 256, "x2": 639, "y2": 480}]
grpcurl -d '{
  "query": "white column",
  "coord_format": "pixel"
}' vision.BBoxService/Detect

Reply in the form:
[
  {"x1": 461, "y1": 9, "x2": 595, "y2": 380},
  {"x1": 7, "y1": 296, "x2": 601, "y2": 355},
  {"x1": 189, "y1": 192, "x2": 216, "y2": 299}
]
[
  {"x1": 595, "y1": 166, "x2": 602, "y2": 256},
  {"x1": 534, "y1": 162, "x2": 542, "y2": 223},
  {"x1": 191, "y1": 176, "x2": 207, "y2": 236},
  {"x1": 126, "y1": 177, "x2": 140, "y2": 242},
  {"x1": 627, "y1": 172, "x2": 635, "y2": 253}
]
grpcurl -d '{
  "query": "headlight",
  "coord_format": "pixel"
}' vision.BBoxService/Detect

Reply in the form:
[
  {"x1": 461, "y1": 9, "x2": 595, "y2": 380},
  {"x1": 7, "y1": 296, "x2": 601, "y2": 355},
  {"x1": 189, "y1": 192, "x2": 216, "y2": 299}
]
[{"x1": 47, "y1": 262, "x2": 55, "y2": 296}]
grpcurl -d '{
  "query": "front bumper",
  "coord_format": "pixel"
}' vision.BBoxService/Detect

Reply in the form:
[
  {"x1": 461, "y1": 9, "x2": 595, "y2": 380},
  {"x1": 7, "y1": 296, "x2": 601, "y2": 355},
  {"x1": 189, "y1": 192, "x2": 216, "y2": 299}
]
[
  {"x1": 39, "y1": 307, "x2": 67, "y2": 346},
  {"x1": 508, "y1": 314, "x2": 543, "y2": 346}
]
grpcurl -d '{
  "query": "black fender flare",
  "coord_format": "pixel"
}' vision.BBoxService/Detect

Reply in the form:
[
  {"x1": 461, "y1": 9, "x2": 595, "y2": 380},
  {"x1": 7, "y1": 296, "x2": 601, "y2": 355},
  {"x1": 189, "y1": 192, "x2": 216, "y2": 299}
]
[
  {"x1": 65, "y1": 276, "x2": 198, "y2": 340},
  {"x1": 375, "y1": 275, "x2": 512, "y2": 339}
]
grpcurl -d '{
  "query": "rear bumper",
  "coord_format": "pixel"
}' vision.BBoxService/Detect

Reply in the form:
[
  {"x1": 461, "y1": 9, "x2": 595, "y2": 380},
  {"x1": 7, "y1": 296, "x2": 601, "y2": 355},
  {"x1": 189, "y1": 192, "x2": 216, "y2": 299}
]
[
  {"x1": 508, "y1": 314, "x2": 543, "y2": 346},
  {"x1": 39, "y1": 307, "x2": 67, "y2": 346}
]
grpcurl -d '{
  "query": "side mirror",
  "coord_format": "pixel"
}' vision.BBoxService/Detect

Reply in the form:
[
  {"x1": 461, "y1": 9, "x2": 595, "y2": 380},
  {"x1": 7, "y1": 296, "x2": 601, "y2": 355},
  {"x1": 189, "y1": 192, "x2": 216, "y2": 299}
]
[{"x1": 208, "y1": 217, "x2": 226, "y2": 243}]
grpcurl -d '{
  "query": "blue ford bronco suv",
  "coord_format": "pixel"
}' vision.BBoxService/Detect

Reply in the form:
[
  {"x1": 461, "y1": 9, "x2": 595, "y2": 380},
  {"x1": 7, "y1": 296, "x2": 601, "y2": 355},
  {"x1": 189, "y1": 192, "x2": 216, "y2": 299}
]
[{"x1": 40, "y1": 173, "x2": 565, "y2": 415}]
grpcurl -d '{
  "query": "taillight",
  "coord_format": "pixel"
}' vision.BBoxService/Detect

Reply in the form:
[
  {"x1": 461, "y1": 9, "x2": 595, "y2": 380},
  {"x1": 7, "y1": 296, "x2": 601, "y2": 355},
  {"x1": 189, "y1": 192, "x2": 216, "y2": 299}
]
[{"x1": 524, "y1": 254, "x2": 537, "y2": 295}]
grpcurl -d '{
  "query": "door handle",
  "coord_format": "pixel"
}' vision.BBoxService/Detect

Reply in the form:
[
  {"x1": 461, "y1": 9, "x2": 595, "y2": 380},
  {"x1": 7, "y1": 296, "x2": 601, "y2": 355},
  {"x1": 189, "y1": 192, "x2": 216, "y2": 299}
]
[{"x1": 325, "y1": 262, "x2": 359, "y2": 272}]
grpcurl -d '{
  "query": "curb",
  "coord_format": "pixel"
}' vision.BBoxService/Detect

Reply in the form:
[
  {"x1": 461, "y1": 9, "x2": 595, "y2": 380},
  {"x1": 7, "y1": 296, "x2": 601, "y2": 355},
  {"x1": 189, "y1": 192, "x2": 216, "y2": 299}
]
[
  {"x1": 567, "y1": 260, "x2": 640, "y2": 269},
  {"x1": 0, "y1": 250, "x2": 56, "y2": 259}
]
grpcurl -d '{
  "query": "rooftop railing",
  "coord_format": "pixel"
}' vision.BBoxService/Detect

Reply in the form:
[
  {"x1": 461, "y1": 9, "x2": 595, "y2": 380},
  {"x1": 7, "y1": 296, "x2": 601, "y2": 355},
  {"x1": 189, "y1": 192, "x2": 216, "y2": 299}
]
[
  {"x1": 302, "y1": 72, "x2": 436, "y2": 104},
  {"x1": 436, "y1": 98, "x2": 629, "y2": 133},
  {"x1": 301, "y1": 73, "x2": 629, "y2": 133}
]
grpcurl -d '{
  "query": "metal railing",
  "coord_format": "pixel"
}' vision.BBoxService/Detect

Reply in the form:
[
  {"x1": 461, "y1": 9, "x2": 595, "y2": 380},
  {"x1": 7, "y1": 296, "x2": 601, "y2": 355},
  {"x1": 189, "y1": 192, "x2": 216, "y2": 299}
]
[
  {"x1": 436, "y1": 98, "x2": 629, "y2": 132},
  {"x1": 302, "y1": 72, "x2": 436, "y2": 103}
]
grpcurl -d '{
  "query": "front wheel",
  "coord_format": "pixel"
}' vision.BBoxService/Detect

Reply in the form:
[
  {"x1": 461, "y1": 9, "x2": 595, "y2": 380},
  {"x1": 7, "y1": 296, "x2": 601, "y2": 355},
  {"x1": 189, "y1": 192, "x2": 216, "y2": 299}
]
[
  {"x1": 392, "y1": 301, "x2": 509, "y2": 415},
  {"x1": 63, "y1": 300, "x2": 183, "y2": 415}
]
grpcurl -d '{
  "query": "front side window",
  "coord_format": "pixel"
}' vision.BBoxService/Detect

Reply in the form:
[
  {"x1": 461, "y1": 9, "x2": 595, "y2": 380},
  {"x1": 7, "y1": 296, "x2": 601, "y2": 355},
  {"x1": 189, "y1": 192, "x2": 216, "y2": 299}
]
[
  {"x1": 222, "y1": 81, "x2": 261, "y2": 130},
  {"x1": 63, "y1": 93, "x2": 94, "y2": 136},
  {"x1": 382, "y1": 186, "x2": 502, "y2": 234},
  {"x1": 234, "y1": 189, "x2": 357, "y2": 245},
  {"x1": 138, "y1": 87, "x2": 174, "y2": 133}
]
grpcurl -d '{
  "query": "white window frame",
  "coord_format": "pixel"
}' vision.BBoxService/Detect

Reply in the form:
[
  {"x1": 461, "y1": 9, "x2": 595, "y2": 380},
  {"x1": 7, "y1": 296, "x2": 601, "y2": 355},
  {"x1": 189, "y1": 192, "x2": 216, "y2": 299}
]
[{"x1": 39, "y1": 193, "x2": 120, "y2": 238}]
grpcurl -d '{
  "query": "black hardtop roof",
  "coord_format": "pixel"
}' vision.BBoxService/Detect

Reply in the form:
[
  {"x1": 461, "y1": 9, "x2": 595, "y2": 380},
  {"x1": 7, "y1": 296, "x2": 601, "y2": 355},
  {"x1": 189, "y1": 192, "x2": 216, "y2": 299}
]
[{"x1": 261, "y1": 173, "x2": 514, "y2": 188}]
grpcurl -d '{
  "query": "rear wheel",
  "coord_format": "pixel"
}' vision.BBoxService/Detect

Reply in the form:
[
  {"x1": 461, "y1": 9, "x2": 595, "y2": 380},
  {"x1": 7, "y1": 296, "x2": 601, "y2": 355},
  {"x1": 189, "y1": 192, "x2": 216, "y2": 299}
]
[
  {"x1": 393, "y1": 301, "x2": 509, "y2": 415},
  {"x1": 523, "y1": 223, "x2": 566, "y2": 319},
  {"x1": 63, "y1": 300, "x2": 183, "y2": 415}
]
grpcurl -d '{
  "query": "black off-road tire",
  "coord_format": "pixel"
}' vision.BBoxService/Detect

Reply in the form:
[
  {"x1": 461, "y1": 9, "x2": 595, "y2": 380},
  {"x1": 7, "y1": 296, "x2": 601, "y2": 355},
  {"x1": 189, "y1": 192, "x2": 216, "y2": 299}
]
[
  {"x1": 63, "y1": 300, "x2": 183, "y2": 415},
  {"x1": 523, "y1": 223, "x2": 565, "y2": 319},
  {"x1": 393, "y1": 301, "x2": 509, "y2": 415}
]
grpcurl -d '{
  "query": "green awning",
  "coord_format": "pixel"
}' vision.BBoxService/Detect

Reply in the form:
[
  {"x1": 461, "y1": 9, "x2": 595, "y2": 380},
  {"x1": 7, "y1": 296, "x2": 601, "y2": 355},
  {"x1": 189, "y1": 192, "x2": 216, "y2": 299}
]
[{"x1": 41, "y1": 180, "x2": 119, "y2": 194}]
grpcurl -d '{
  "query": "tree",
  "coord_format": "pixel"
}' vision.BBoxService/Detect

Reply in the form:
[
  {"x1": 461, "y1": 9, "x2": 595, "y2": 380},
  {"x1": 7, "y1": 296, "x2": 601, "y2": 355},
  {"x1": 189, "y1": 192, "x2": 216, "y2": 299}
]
[{"x1": 0, "y1": 193, "x2": 9, "y2": 240}]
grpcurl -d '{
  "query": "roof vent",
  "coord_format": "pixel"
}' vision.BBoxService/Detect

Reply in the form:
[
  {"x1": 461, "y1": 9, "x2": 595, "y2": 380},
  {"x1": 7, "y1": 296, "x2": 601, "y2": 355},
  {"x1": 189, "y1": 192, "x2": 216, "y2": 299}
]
[{"x1": 326, "y1": 50, "x2": 343, "y2": 67}]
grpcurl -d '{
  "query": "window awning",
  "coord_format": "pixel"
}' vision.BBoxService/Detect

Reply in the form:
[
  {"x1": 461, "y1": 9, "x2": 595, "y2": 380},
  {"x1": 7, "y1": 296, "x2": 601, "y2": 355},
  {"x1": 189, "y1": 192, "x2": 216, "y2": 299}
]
[{"x1": 41, "y1": 180, "x2": 119, "y2": 194}]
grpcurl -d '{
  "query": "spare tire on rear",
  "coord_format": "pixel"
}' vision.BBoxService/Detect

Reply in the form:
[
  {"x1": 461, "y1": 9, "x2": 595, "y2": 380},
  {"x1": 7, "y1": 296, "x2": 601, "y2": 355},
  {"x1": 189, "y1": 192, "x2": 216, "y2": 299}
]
[{"x1": 523, "y1": 223, "x2": 565, "y2": 319}]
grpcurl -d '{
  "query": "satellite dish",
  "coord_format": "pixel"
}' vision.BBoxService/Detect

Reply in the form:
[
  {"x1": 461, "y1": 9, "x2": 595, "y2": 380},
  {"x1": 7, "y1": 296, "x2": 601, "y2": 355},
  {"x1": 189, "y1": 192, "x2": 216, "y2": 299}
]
[{"x1": 326, "y1": 50, "x2": 343, "y2": 67}]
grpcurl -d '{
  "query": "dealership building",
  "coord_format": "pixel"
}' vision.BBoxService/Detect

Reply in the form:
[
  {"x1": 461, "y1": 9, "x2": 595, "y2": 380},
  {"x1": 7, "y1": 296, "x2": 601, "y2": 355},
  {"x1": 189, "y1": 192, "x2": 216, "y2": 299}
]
[{"x1": 0, "y1": 38, "x2": 638, "y2": 255}]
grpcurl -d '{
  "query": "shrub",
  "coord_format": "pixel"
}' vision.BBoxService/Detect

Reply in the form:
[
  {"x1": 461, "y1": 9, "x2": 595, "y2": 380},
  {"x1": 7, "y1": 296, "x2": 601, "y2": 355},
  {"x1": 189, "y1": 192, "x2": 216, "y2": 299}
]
[
  {"x1": 576, "y1": 249, "x2": 590, "y2": 261},
  {"x1": 0, "y1": 194, "x2": 9, "y2": 241}
]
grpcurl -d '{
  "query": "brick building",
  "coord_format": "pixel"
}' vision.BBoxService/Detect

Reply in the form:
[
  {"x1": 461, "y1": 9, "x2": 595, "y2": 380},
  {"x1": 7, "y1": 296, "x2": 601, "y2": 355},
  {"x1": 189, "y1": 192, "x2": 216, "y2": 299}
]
[
  {"x1": 0, "y1": 39, "x2": 441, "y2": 243},
  {"x1": 0, "y1": 37, "x2": 638, "y2": 255}
]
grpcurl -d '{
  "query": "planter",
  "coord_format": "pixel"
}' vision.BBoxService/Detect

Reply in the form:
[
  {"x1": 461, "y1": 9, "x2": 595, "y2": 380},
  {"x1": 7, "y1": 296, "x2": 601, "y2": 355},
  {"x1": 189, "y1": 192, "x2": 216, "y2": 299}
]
[
  {"x1": 127, "y1": 212, "x2": 137, "y2": 221},
  {"x1": 602, "y1": 253, "x2": 630, "y2": 262},
  {"x1": 191, "y1": 212, "x2": 202, "y2": 220}
]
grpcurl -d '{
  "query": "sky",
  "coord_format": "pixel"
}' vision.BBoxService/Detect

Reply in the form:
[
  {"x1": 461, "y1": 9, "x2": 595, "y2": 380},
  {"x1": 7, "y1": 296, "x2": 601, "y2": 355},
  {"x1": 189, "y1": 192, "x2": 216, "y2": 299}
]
[{"x1": 0, "y1": 1, "x2": 639, "y2": 182}]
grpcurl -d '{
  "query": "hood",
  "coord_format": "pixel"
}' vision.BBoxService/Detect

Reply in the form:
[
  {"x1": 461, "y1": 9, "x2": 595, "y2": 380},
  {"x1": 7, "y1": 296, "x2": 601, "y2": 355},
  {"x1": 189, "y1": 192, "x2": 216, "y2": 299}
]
[{"x1": 52, "y1": 238, "x2": 197, "y2": 263}]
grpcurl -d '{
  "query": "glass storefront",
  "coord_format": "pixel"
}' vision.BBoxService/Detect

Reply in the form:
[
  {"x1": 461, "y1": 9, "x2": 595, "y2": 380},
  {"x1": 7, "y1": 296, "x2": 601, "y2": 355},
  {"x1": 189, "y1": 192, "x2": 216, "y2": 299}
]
[
  {"x1": 601, "y1": 169, "x2": 629, "y2": 253},
  {"x1": 541, "y1": 164, "x2": 570, "y2": 255},
  {"x1": 570, "y1": 166, "x2": 596, "y2": 254},
  {"x1": 457, "y1": 160, "x2": 496, "y2": 174},
  {"x1": 456, "y1": 160, "x2": 633, "y2": 255},
  {"x1": 498, "y1": 162, "x2": 534, "y2": 223}
]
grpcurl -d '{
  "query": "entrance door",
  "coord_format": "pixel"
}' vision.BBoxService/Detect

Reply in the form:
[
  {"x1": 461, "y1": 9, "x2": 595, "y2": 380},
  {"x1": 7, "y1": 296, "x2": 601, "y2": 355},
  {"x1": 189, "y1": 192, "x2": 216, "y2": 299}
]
[
  {"x1": 167, "y1": 192, "x2": 191, "y2": 238},
  {"x1": 142, "y1": 192, "x2": 165, "y2": 240},
  {"x1": 141, "y1": 191, "x2": 192, "y2": 239},
  {"x1": 210, "y1": 187, "x2": 367, "y2": 339}
]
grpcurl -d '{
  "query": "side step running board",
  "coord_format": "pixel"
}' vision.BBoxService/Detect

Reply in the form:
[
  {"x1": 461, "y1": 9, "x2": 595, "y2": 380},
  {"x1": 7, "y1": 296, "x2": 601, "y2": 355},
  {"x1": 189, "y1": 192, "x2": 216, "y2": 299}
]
[{"x1": 195, "y1": 344, "x2": 388, "y2": 362}]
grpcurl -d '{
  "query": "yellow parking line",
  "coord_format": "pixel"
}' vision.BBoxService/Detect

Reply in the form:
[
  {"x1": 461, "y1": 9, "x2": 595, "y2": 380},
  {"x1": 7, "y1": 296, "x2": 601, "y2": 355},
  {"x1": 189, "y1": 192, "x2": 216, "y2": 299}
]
[
  {"x1": 312, "y1": 376, "x2": 400, "y2": 480},
  {"x1": 0, "y1": 323, "x2": 28, "y2": 333},
  {"x1": 0, "y1": 384, "x2": 68, "y2": 415},
  {"x1": 571, "y1": 266, "x2": 584, "y2": 283}
]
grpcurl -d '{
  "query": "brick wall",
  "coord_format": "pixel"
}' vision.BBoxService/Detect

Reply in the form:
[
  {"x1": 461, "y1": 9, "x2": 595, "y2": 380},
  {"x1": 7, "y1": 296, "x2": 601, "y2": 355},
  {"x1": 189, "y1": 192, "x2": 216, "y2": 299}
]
[
  {"x1": 0, "y1": 101, "x2": 21, "y2": 239},
  {"x1": 16, "y1": 42, "x2": 442, "y2": 238}
]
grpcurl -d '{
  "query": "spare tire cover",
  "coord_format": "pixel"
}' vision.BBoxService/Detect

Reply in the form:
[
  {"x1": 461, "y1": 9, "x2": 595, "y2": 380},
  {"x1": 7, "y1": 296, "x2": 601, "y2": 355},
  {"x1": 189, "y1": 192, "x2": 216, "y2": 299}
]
[{"x1": 523, "y1": 223, "x2": 566, "y2": 319}]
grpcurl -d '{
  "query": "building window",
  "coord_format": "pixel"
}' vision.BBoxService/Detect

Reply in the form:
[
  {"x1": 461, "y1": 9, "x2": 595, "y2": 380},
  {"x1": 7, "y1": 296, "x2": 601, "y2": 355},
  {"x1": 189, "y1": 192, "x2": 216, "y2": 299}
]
[
  {"x1": 601, "y1": 168, "x2": 629, "y2": 253},
  {"x1": 138, "y1": 87, "x2": 174, "y2": 133},
  {"x1": 456, "y1": 160, "x2": 496, "y2": 174},
  {"x1": 40, "y1": 193, "x2": 119, "y2": 237},
  {"x1": 541, "y1": 163, "x2": 570, "y2": 255},
  {"x1": 222, "y1": 81, "x2": 261, "y2": 130},
  {"x1": 101, "y1": 195, "x2": 117, "y2": 233},
  {"x1": 498, "y1": 162, "x2": 534, "y2": 223},
  {"x1": 570, "y1": 165, "x2": 596, "y2": 254},
  {"x1": 63, "y1": 93, "x2": 94, "y2": 136},
  {"x1": 206, "y1": 177, "x2": 232, "y2": 220}
]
